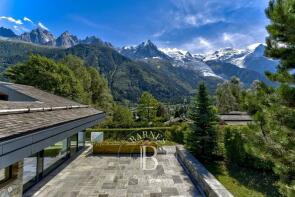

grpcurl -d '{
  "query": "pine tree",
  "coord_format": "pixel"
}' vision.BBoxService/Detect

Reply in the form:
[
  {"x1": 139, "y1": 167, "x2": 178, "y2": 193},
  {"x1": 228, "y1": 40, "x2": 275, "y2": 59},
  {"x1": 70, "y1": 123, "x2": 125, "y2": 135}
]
[
  {"x1": 216, "y1": 77, "x2": 243, "y2": 113},
  {"x1": 185, "y1": 82, "x2": 217, "y2": 161},
  {"x1": 246, "y1": 0, "x2": 295, "y2": 193},
  {"x1": 265, "y1": 0, "x2": 295, "y2": 106}
]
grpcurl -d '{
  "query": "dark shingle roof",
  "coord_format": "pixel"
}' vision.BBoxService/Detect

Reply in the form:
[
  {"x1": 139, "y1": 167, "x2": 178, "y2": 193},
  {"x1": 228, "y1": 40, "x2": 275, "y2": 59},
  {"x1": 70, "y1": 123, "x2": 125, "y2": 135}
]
[
  {"x1": 0, "y1": 82, "x2": 80, "y2": 110},
  {"x1": 219, "y1": 111, "x2": 252, "y2": 125},
  {"x1": 0, "y1": 82, "x2": 103, "y2": 140}
]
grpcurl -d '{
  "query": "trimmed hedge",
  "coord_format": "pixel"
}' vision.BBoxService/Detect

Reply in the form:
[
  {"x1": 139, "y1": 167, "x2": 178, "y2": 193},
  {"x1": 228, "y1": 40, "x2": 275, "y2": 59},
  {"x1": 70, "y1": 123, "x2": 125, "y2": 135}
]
[
  {"x1": 87, "y1": 127, "x2": 172, "y2": 141},
  {"x1": 93, "y1": 141, "x2": 158, "y2": 154}
]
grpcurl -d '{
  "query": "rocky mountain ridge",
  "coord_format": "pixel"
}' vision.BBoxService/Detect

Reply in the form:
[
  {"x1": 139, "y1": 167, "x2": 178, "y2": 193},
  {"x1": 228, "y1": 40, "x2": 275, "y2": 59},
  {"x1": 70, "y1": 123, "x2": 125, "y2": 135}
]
[
  {"x1": 120, "y1": 40, "x2": 278, "y2": 82},
  {"x1": 0, "y1": 26, "x2": 111, "y2": 48}
]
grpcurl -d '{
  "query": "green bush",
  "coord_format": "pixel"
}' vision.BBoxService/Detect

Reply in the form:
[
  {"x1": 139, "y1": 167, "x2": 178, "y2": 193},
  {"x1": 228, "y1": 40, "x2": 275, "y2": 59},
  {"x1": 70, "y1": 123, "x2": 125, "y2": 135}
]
[
  {"x1": 165, "y1": 123, "x2": 188, "y2": 144},
  {"x1": 223, "y1": 126, "x2": 273, "y2": 171},
  {"x1": 86, "y1": 127, "x2": 172, "y2": 141}
]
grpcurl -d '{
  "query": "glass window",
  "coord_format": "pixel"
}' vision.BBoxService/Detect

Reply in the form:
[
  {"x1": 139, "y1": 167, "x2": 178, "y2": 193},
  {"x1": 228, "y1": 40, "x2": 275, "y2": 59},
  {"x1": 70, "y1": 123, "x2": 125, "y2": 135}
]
[
  {"x1": 0, "y1": 92, "x2": 8, "y2": 101},
  {"x1": 78, "y1": 131, "x2": 85, "y2": 150},
  {"x1": 43, "y1": 139, "x2": 68, "y2": 173},
  {"x1": 0, "y1": 167, "x2": 11, "y2": 184},
  {"x1": 23, "y1": 154, "x2": 37, "y2": 185},
  {"x1": 70, "y1": 134, "x2": 78, "y2": 155}
]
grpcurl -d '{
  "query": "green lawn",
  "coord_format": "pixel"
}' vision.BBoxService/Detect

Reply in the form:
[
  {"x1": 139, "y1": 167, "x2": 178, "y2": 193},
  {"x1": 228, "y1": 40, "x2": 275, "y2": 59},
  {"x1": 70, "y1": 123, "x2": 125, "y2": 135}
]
[{"x1": 205, "y1": 161, "x2": 282, "y2": 197}]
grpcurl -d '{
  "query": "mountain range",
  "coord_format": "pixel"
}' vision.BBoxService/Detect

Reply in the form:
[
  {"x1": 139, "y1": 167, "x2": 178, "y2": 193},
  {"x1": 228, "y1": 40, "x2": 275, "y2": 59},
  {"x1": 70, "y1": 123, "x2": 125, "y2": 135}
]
[
  {"x1": 0, "y1": 27, "x2": 279, "y2": 103},
  {"x1": 120, "y1": 40, "x2": 278, "y2": 85},
  {"x1": 0, "y1": 27, "x2": 17, "y2": 38},
  {"x1": 0, "y1": 27, "x2": 112, "y2": 48}
]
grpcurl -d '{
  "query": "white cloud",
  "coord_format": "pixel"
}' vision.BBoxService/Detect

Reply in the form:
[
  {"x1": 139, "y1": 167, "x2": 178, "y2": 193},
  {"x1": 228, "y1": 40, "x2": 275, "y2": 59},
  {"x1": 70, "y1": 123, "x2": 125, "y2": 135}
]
[
  {"x1": 152, "y1": 30, "x2": 166, "y2": 38},
  {"x1": 13, "y1": 25, "x2": 29, "y2": 32},
  {"x1": 12, "y1": 25, "x2": 21, "y2": 32},
  {"x1": 178, "y1": 32, "x2": 258, "y2": 53},
  {"x1": 159, "y1": 47, "x2": 187, "y2": 54},
  {"x1": 182, "y1": 14, "x2": 223, "y2": 27},
  {"x1": 222, "y1": 32, "x2": 255, "y2": 48},
  {"x1": 184, "y1": 15, "x2": 197, "y2": 26},
  {"x1": 37, "y1": 22, "x2": 49, "y2": 30},
  {"x1": 0, "y1": 16, "x2": 22, "y2": 24},
  {"x1": 181, "y1": 37, "x2": 214, "y2": 53},
  {"x1": 223, "y1": 33, "x2": 232, "y2": 42},
  {"x1": 23, "y1": 17, "x2": 33, "y2": 23},
  {"x1": 199, "y1": 38, "x2": 212, "y2": 48}
]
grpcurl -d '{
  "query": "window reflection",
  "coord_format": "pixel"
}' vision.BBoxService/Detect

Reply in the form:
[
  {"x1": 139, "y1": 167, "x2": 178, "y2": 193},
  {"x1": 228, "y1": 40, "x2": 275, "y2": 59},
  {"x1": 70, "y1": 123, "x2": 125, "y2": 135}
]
[
  {"x1": 23, "y1": 154, "x2": 37, "y2": 185},
  {"x1": 70, "y1": 134, "x2": 78, "y2": 155},
  {"x1": 0, "y1": 167, "x2": 11, "y2": 184},
  {"x1": 43, "y1": 139, "x2": 68, "y2": 171},
  {"x1": 78, "y1": 131, "x2": 85, "y2": 150}
]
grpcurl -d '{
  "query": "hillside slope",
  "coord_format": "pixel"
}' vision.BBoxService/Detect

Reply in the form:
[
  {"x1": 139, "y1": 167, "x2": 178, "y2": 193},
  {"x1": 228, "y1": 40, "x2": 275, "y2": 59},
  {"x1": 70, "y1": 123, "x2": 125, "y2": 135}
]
[{"x1": 0, "y1": 40, "x2": 214, "y2": 103}]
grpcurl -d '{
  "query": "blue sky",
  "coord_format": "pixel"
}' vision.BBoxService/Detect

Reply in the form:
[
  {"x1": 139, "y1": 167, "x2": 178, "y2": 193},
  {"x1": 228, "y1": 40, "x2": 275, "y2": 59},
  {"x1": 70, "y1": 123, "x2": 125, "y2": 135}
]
[{"x1": 0, "y1": 0, "x2": 269, "y2": 53}]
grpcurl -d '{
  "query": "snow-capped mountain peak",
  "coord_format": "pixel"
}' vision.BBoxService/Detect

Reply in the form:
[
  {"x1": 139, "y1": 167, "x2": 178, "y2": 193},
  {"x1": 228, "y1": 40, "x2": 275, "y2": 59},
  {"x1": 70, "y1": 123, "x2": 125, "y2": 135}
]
[
  {"x1": 143, "y1": 39, "x2": 154, "y2": 47},
  {"x1": 247, "y1": 43, "x2": 265, "y2": 51},
  {"x1": 159, "y1": 47, "x2": 222, "y2": 79},
  {"x1": 185, "y1": 51, "x2": 193, "y2": 58},
  {"x1": 120, "y1": 40, "x2": 170, "y2": 60},
  {"x1": 19, "y1": 27, "x2": 55, "y2": 45},
  {"x1": 159, "y1": 48, "x2": 188, "y2": 60},
  {"x1": 55, "y1": 31, "x2": 79, "y2": 48},
  {"x1": 122, "y1": 45, "x2": 135, "y2": 50}
]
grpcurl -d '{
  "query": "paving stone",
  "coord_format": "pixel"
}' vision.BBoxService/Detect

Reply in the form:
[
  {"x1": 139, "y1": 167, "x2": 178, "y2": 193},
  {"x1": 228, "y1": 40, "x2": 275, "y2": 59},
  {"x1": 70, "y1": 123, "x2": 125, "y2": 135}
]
[
  {"x1": 102, "y1": 183, "x2": 116, "y2": 189},
  {"x1": 128, "y1": 178, "x2": 138, "y2": 185},
  {"x1": 161, "y1": 187, "x2": 179, "y2": 195},
  {"x1": 172, "y1": 175, "x2": 183, "y2": 184},
  {"x1": 58, "y1": 191, "x2": 79, "y2": 197},
  {"x1": 98, "y1": 194, "x2": 108, "y2": 197},
  {"x1": 150, "y1": 193, "x2": 162, "y2": 197},
  {"x1": 24, "y1": 146, "x2": 202, "y2": 196},
  {"x1": 127, "y1": 185, "x2": 143, "y2": 193}
]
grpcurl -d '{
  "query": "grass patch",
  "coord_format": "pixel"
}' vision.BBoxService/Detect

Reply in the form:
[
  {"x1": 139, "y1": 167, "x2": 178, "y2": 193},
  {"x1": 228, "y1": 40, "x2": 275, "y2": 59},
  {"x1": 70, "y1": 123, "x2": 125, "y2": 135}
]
[{"x1": 205, "y1": 161, "x2": 281, "y2": 197}]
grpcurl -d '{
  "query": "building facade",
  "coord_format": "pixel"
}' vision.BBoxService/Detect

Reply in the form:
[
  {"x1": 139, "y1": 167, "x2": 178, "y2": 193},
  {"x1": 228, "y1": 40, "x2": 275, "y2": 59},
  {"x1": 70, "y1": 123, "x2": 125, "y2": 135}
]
[{"x1": 0, "y1": 82, "x2": 105, "y2": 196}]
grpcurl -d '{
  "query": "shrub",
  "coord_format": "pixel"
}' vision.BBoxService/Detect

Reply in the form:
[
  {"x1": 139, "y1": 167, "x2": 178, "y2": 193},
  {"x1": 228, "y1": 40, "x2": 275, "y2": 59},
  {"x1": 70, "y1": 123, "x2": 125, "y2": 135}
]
[
  {"x1": 93, "y1": 141, "x2": 158, "y2": 154},
  {"x1": 223, "y1": 126, "x2": 273, "y2": 171},
  {"x1": 165, "y1": 123, "x2": 188, "y2": 144},
  {"x1": 86, "y1": 127, "x2": 172, "y2": 141}
]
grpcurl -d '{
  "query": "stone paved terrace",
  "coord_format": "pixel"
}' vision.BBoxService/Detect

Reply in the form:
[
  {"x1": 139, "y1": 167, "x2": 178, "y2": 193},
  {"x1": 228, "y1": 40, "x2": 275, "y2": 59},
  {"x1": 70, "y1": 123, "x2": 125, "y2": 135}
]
[{"x1": 24, "y1": 146, "x2": 203, "y2": 197}]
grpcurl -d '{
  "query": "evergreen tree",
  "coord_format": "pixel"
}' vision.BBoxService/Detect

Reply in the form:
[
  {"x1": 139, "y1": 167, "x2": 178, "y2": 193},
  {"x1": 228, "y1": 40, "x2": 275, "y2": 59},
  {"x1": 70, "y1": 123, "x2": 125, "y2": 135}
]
[
  {"x1": 185, "y1": 82, "x2": 217, "y2": 160},
  {"x1": 265, "y1": 0, "x2": 295, "y2": 106},
  {"x1": 244, "y1": 0, "x2": 295, "y2": 193},
  {"x1": 216, "y1": 77, "x2": 243, "y2": 113},
  {"x1": 156, "y1": 104, "x2": 167, "y2": 118},
  {"x1": 266, "y1": 0, "x2": 295, "y2": 192}
]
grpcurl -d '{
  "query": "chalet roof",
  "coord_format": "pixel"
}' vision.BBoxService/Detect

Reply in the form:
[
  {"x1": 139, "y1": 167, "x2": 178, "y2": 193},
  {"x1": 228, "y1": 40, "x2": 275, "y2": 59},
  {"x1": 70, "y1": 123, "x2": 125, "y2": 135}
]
[
  {"x1": 219, "y1": 111, "x2": 252, "y2": 125},
  {"x1": 0, "y1": 82, "x2": 103, "y2": 140}
]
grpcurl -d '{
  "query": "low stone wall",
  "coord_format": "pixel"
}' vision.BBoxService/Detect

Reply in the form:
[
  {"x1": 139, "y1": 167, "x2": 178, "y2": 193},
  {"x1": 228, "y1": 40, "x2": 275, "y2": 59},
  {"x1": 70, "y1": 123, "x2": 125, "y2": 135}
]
[{"x1": 176, "y1": 145, "x2": 233, "y2": 197}]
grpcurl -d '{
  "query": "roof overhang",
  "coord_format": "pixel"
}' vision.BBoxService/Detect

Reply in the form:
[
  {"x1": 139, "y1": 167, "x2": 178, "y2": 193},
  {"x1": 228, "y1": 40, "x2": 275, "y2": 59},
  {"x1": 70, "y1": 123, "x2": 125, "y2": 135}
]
[{"x1": 0, "y1": 112, "x2": 105, "y2": 169}]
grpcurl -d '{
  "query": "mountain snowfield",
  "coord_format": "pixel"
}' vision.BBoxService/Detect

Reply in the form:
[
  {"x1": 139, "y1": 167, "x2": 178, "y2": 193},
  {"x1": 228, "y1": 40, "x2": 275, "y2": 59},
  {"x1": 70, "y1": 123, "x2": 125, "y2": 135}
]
[
  {"x1": 159, "y1": 48, "x2": 221, "y2": 78},
  {"x1": 0, "y1": 26, "x2": 278, "y2": 89},
  {"x1": 0, "y1": 26, "x2": 277, "y2": 80},
  {"x1": 121, "y1": 40, "x2": 278, "y2": 81}
]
